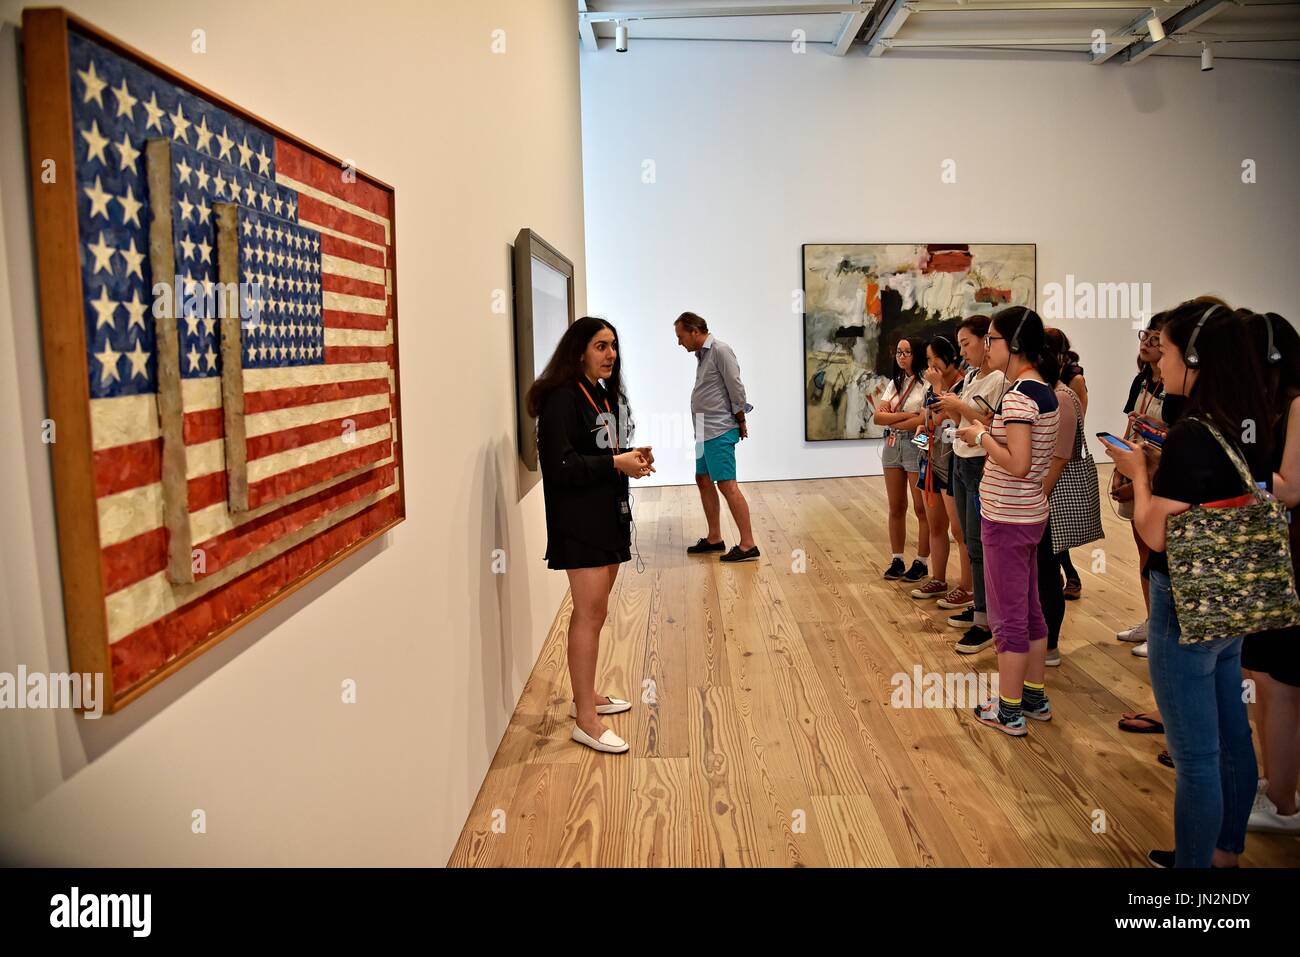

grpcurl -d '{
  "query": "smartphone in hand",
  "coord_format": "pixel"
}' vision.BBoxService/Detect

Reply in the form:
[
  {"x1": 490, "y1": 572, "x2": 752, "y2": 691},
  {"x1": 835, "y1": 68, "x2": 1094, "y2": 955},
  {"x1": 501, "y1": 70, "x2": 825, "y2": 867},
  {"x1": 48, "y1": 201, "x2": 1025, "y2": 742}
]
[{"x1": 1096, "y1": 432, "x2": 1133, "y2": 451}]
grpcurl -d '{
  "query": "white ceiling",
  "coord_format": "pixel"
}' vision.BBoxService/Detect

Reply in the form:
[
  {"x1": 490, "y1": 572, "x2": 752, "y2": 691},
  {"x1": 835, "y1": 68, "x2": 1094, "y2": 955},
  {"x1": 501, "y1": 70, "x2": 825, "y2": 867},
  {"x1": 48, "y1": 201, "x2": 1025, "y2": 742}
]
[{"x1": 579, "y1": 0, "x2": 1300, "y2": 61}]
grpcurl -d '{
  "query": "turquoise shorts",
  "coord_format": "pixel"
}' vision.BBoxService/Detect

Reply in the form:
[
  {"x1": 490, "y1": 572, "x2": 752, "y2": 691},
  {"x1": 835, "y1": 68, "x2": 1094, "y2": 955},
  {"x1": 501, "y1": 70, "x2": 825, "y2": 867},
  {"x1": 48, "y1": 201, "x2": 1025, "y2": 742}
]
[{"x1": 695, "y1": 428, "x2": 740, "y2": 481}]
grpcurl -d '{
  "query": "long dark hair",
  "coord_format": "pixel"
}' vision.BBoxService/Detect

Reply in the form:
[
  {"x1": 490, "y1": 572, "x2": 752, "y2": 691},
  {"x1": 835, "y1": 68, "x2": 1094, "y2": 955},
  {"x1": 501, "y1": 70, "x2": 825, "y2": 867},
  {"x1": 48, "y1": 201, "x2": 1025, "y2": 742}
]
[
  {"x1": 1137, "y1": 310, "x2": 1168, "y2": 376},
  {"x1": 526, "y1": 316, "x2": 630, "y2": 422},
  {"x1": 1161, "y1": 298, "x2": 1271, "y2": 472},
  {"x1": 990, "y1": 306, "x2": 1059, "y2": 385},
  {"x1": 957, "y1": 315, "x2": 991, "y2": 339},
  {"x1": 1245, "y1": 310, "x2": 1300, "y2": 427},
  {"x1": 1045, "y1": 327, "x2": 1080, "y2": 376},
  {"x1": 927, "y1": 335, "x2": 958, "y2": 369},
  {"x1": 891, "y1": 336, "x2": 920, "y2": 390}
]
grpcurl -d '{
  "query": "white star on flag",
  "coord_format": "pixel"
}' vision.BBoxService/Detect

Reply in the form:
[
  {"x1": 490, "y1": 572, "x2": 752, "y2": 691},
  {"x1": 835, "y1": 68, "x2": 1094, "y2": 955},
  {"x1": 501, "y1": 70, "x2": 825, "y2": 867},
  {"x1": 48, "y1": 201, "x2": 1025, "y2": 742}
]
[
  {"x1": 80, "y1": 120, "x2": 109, "y2": 164},
  {"x1": 110, "y1": 78, "x2": 137, "y2": 120},
  {"x1": 77, "y1": 60, "x2": 106, "y2": 107}
]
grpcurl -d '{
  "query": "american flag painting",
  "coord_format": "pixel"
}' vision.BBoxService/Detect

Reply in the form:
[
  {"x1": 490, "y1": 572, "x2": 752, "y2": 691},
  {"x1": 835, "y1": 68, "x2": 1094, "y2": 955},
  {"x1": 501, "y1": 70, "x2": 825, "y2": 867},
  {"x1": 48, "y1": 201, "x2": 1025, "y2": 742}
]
[{"x1": 24, "y1": 13, "x2": 404, "y2": 711}]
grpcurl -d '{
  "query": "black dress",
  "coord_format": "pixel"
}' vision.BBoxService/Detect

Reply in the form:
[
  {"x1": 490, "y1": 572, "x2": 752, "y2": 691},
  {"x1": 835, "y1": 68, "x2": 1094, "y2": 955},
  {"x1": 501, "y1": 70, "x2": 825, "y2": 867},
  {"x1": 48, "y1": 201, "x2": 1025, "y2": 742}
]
[{"x1": 538, "y1": 380, "x2": 631, "y2": 570}]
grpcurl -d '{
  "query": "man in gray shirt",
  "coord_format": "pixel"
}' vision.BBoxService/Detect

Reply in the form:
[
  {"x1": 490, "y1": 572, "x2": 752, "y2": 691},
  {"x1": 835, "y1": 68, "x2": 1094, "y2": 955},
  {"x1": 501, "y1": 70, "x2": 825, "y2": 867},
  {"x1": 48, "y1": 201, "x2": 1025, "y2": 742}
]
[{"x1": 674, "y1": 312, "x2": 759, "y2": 563}]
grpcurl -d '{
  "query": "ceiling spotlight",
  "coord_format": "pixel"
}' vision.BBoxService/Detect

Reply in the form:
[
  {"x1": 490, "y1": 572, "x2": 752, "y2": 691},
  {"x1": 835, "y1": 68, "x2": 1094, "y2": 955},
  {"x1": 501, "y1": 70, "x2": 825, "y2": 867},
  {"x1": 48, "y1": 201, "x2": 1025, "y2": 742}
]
[
  {"x1": 615, "y1": 21, "x2": 629, "y2": 53},
  {"x1": 1201, "y1": 42, "x2": 1214, "y2": 71},
  {"x1": 1146, "y1": 10, "x2": 1165, "y2": 42}
]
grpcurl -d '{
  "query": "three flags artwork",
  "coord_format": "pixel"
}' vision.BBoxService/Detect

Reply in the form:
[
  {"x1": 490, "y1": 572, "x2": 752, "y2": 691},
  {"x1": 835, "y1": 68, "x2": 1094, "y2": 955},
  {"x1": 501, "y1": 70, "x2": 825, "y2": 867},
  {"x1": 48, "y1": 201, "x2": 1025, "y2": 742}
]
[{"x1": 23, "y1": 10, "x2": 405, "y2": 712}]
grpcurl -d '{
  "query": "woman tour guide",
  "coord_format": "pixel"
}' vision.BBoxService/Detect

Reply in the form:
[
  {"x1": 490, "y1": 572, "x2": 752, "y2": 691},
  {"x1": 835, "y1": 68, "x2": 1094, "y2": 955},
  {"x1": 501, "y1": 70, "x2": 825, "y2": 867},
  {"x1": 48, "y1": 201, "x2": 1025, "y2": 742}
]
[{"x1": 528, "y1": 316, "x2": 654, "y2": 754}]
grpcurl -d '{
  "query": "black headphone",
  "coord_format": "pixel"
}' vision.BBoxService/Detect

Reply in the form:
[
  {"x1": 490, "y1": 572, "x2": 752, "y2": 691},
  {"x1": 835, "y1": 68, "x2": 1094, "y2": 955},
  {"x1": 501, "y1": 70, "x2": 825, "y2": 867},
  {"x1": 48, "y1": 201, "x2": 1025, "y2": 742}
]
[
  {"x1": 1263, "y1": 313, "x2": 1283, "y2": 364},
  {"x1": 1008, "y1": 307, "x2": 1033, "y2": 355},
  {"x1": 1184, "y1": 303, "x2": 1225, "y2": 367}
]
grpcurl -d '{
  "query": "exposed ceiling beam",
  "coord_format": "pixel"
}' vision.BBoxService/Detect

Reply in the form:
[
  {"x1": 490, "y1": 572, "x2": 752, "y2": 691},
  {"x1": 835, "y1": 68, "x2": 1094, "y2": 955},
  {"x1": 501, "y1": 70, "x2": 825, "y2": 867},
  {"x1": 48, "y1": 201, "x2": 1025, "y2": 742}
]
[
  {"x1": 862, "y1": 0, "x2": 913, "y2": 56},
  {"x1": 578, "y1": 0, "x2": 598, "y2": 52},
  {"x1": 1120, "y1": 0, "x2": 1234, "y2": 63},
  {"x1": 1089, "y1": 7, "x2": 1152, "y2": 62},
  {"x1": 578, "y1": 4, "x2": 868, "y2": 22},
  {"x1": 910, "y1": 1, "x2": 1184, "y2": 8},
  {"x1": 888, "y1": 31, "x2": 1300, "y2": 47},
  {"x1": 887, "y1": 35, "x2": 1154, "y2": 45},
  {"x1": 831, "y1": 1, "x2": 875, "y2": 55}
]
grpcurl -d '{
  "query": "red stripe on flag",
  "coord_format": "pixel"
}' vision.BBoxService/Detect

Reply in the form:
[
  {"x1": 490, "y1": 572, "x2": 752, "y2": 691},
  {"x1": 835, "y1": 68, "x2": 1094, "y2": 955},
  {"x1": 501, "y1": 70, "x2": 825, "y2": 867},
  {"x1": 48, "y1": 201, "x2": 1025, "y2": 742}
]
[
  {"x1": 94, "y1": 439, "x2": 161, "y2": 497},
  {"x1": 194, "y1": 464, "x2": 395, "y2": 580},
  {"x1": 276, "y1": 139, "x2": 391, "y2": 218},
  {"x1": 321, "y1": 232, "x2": 384, "y2": 268},
  {"x1": 324, "y1": 309, "x2": 388, "y2": 331},
  {"x1": 247, "y1": 408, "x2": 390, "y2": 460},
  {"x1": 322, "y1": 271, "x2": 386, "y2": 301},
  {"x1": 247, "y1": 439, "x2": 391, "y2": 509},
  {"x1": 110, "y1": 493, "x2": 400, "y2": 693},
  {"x1": 326, "y1": 345, "x2": 390, "y2": 365},
  {"x1": 102, "y1": 527, "x2": 168, "y2": 594},
  {"x1": 296, "y1": 194, "x2": 385, "y2": 247},
  {"x1": 189, "y1": 471, "x2": 227, "y2": 512},
  {"x1": 183, "y1": 408, "x2": 224, "y2": 445},
  {"x1": 244, "y1": 376, "x2": 389, "y2": 414}
]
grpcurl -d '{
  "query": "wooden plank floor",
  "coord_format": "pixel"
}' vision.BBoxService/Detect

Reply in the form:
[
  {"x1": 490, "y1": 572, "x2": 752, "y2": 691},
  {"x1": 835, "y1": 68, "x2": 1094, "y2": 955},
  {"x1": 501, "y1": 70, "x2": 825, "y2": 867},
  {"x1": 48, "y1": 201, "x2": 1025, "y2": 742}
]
[{"x1": 450, "y1": 470, "x2": 1300, "y2": 867}]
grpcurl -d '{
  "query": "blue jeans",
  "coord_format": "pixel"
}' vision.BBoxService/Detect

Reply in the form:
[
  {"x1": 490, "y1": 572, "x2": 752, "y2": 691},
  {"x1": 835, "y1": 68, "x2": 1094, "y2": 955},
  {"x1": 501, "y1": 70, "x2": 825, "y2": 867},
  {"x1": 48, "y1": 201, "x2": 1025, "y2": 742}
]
[
  {"x1": 952, "y1": 455, "x2": 987, "y2": 621},
  {"x1": 1147, "y1": 570, "x2": 1257, "y2": 866}
]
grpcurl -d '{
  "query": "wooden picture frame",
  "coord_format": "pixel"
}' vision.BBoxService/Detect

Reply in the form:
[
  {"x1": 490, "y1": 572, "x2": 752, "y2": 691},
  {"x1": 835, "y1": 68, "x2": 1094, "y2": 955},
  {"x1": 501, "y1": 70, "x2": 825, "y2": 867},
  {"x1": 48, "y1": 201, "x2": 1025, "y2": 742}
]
[
  {"x1": 21, "y1": 7, "x2": 406, "y2": 712},
  {"x1": 512, "y1": 228, "x2": 575, "y2": 470}
]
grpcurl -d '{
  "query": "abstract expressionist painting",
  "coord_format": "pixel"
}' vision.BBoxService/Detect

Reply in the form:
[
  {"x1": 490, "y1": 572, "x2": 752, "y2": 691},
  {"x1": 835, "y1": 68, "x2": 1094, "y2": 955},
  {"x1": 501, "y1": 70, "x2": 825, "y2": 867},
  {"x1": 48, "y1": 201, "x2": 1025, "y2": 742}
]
[
  {"x1": 23, "y1": 9, "x2": 405, "y2": 711},
  {"x1": 803, "y1": 243, "x2": 1035, "y2": 441}
]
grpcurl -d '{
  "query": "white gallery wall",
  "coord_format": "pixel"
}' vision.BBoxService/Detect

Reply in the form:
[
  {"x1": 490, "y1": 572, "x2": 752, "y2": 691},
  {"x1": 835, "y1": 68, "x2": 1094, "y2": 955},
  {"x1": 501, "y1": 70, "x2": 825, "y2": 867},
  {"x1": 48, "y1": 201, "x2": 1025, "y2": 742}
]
[
  {"x1": 0, "y1": 0, "x2": 586, "y2": 864},
  {"x1": 580, "y1": 40, "x2": 1300, "y2": 487}
]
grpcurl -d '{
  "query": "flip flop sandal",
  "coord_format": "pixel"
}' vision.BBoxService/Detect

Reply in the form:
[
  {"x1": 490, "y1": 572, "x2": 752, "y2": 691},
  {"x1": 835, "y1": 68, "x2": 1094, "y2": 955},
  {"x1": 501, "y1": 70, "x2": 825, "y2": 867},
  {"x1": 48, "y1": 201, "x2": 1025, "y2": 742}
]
[
  {"x1": 1118, "y1": 713, "x2": 1165, "y2": 734},
  {"x1": 1157, "y1": 749, "x2": 1174, "y2": 769}
]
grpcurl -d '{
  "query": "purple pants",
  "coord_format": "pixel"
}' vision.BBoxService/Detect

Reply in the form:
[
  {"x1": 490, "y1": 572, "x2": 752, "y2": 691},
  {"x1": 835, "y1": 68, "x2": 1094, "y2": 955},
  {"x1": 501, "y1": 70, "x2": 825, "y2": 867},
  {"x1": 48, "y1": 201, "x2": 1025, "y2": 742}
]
[{"x1": 981, "y1": 517, "x2": 1049, "y2": 654}]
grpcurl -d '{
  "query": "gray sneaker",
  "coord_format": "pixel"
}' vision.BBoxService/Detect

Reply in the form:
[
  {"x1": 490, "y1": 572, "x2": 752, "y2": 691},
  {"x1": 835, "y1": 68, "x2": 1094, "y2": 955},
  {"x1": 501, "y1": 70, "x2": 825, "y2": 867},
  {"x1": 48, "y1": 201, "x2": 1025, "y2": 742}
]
[{"x1": 1117, "y1": 620, "x2": 1147, "y2": 642}]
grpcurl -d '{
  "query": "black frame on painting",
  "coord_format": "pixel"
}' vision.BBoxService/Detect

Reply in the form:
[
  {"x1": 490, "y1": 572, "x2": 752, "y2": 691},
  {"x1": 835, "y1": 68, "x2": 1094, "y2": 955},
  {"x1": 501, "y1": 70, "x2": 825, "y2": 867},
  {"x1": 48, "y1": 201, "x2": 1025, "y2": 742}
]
[
  {"x1": 800, "y1": 242, "x2": 1038, "y2": 443},
  {"x1": 513, "y1": 228, "x2": 576, "y2": 470}
]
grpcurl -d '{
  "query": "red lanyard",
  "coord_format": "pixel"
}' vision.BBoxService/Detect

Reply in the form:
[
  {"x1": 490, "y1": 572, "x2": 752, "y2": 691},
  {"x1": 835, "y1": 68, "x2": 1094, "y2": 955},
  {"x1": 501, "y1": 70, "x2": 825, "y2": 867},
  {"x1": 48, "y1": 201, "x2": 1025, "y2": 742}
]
[{"x1": 577, "y1": 381, "x2": 619, "y2": 453}]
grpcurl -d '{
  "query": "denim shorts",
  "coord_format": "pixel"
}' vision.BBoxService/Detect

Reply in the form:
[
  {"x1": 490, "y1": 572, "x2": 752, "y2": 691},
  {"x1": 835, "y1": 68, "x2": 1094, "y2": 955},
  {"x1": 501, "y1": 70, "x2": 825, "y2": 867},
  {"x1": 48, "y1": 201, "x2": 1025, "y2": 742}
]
[{"x1": 880, "y1": 430, "x2": 920, "y2": 473}]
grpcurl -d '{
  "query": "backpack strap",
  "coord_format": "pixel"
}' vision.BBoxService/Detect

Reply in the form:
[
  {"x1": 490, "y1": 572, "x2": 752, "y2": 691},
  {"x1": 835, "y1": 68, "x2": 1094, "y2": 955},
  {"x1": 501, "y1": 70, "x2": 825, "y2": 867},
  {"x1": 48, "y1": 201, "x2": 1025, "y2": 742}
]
[{"x1": 1184, "y1": 416, "x2": 1266, "y2": 502}]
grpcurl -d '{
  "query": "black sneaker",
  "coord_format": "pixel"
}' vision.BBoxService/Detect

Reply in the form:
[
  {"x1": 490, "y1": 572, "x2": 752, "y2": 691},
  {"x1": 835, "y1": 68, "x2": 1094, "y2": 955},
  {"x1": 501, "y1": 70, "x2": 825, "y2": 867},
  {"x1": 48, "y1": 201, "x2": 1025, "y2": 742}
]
[
  {"x1": 1147, "y1": 847, "x2": 1236, "y2": 868},
  {"x1": 882, "y1": 557, "x2": 906, "y2": 580},
  {"x1": 955, "y1": 625, "x2": 993, "y2": 654},
  {"x1": 687, "y1": 537, "x2": 725, "y2": 555},
  {"x1": 720, "y1": 545, "x2": 760, "y2": 563},
  {"x1": 901, "y1": 560, "x2": 928, "y2": 583},
  {"x1": 1147, "y1": 849, "x2": 1174, "y2": 869},
  {"x1": 947, "y1": 607, "x2": 975, "y2": 629}
]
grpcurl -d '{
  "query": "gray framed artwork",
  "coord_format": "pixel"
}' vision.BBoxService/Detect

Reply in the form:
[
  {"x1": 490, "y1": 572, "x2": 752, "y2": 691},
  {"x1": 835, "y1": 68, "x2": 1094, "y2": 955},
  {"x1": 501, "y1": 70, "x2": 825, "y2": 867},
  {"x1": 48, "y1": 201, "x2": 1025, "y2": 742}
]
[{"x1": 513, "y1": 228, "x2": 576, "y2": 469}]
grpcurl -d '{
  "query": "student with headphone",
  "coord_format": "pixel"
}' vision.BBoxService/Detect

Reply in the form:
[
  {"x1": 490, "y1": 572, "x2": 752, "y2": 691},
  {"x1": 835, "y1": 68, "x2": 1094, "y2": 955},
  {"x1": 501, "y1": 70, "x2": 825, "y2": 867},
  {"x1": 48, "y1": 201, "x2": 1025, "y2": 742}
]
[
  {"x1": 1242, "y1": 310, "x2": 1300, "y2": 835},
  {"x1": 1105, "y1": 298, "x2": 1273, "y2": 866},
  {"x1": 956, "y1": 306, "x2": 1061, "y2": 735}
]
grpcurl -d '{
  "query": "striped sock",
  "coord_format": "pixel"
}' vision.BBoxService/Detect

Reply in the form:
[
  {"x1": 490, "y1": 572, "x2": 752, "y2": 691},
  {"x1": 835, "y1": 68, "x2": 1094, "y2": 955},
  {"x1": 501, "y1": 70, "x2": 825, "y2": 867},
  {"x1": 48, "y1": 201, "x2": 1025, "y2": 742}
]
[
  {"x1": 998, "y1": 695, "x2": 1022, "y2": 724},
  {"x1": 1022, "y1": 680, "x2": 1046, "y2": 710}
]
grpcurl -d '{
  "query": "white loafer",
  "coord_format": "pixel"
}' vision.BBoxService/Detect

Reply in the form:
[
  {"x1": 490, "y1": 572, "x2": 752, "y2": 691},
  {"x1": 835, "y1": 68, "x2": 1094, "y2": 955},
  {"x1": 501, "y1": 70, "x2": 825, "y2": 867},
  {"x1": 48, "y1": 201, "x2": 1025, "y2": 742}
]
[
  {"x1": 571, "y1": 725, "x2": 629, "y2": 753},
  {"x1": 568, "y1": 696, "x2": 631, "y2": 718}
]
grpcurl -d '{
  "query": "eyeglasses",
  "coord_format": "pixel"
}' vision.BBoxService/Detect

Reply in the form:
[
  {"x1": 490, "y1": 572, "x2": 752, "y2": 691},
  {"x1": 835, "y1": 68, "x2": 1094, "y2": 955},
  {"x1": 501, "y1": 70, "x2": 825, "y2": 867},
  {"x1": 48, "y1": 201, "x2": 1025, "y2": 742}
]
[
  {"x1": 895, "y1": 349, "x2": 912, "y2": 356},
  {"x1": 983, "y1": 335, "x2": 1006, "y2": 349},
  {"x1": 1138, "y1": 330, "x2": 1162, "y2": 345}
]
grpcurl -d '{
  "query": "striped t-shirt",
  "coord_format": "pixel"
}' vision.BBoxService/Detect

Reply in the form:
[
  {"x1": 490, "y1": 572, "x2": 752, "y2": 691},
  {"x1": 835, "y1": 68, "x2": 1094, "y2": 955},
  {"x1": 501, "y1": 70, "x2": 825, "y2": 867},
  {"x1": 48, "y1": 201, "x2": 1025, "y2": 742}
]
[{"x1": 979, "y1": 378, "x2": 1060, "y2": 525}]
